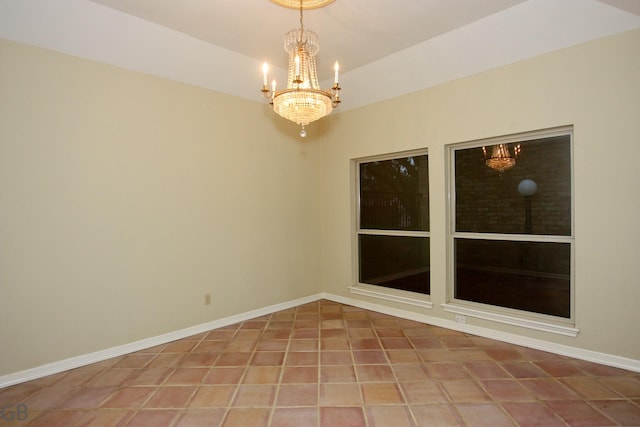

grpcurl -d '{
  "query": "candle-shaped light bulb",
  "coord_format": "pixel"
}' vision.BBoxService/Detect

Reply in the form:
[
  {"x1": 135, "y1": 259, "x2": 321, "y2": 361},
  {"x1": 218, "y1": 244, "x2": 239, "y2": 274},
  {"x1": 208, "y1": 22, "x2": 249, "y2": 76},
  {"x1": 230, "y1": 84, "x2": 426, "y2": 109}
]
[
  {"x1": 272, "y1": 79, "x2": 276, "y2": 93},
  {"x1": 295, "y1": 54, "x2": 300, "y2": 78},
  {"x1": 334, "y1": 61, "x2": 340, "y2": 85},
  {"x1": 262, "y1": 62, "x2": 268, "y2": 86}
]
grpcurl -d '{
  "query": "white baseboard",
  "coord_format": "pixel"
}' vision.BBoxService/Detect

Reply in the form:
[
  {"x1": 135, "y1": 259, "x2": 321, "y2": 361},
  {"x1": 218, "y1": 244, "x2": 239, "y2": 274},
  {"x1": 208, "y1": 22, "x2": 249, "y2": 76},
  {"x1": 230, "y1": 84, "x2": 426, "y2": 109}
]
[
  {"x1": 348, "y1": 284, "x2": 433, "y2": 309},
  {"x1": 321, "y1": 292, "x2": 640, "y2": 373},
  {"x1": 441, "y1": 303, "x2": 579, "y2": 337},
  {"x1": 2, "y1": 291, "x2": 638, "y2": 388},
  {"x1": 0, "y1": 293, "x2": 323, "y2": 388}
]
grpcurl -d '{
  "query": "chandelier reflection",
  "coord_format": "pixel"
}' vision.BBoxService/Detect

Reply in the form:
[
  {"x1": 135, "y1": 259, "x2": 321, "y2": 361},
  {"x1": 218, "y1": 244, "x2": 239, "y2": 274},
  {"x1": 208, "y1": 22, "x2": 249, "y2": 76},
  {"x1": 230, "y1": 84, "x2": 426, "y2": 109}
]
[
  {"x1": 261, "y1": 0, "x2": 341, "y2": 137},
  {"x1": 482, "y1": 143, "x2": 521, "y2": 172}
]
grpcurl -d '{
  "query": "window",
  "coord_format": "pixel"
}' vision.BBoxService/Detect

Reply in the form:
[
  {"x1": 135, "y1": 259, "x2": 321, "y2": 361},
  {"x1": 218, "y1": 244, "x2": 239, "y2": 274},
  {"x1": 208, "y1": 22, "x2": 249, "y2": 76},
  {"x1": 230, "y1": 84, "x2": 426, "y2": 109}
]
[
  {"x1": 447, "y1": 127, "x2": 574, "y2": 328},
  {"x1": 355, "y1": 151, "x2": 430, "y2": 295}
]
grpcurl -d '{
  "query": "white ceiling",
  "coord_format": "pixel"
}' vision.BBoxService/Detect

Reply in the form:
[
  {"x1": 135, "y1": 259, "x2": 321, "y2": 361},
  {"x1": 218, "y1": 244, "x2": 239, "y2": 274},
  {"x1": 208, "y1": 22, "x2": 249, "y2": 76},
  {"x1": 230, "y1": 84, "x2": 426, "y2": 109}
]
[
  {"x1": 1, "y1": 0, "x2": 639, "y2": 111},
  {"x1": 86, "y1": 0, "x2": 527, "y2": 80}
]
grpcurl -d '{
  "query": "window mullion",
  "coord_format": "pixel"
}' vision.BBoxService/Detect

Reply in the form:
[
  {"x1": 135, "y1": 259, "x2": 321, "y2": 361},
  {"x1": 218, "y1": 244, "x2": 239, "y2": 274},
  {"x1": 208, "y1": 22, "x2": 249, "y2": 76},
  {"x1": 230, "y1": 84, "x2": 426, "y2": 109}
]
[
  {"x1": 358, "y1": 229, "x2": 429, "y2": 238},
  {"x1": 453, "y1": 232, "x2": 572, "y2": 243}
]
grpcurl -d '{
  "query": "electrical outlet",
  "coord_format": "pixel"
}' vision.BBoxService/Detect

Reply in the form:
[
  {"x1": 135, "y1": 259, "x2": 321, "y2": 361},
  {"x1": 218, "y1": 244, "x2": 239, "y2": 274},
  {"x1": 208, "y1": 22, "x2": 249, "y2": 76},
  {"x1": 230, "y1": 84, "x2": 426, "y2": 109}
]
[
  {"x1": 455, "y1": 314, "x2": 466, "y2": 324},
  {"x1": 204, "y1": 293, "x2": 211, "y2": 305}
]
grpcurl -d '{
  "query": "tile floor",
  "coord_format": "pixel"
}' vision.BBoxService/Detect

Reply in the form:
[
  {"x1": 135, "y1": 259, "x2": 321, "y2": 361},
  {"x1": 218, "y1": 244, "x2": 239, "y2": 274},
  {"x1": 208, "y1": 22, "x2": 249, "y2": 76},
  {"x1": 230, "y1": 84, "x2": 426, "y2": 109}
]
[{"x1": 1, "y1": 300, "x2": 639, "y2": 426}]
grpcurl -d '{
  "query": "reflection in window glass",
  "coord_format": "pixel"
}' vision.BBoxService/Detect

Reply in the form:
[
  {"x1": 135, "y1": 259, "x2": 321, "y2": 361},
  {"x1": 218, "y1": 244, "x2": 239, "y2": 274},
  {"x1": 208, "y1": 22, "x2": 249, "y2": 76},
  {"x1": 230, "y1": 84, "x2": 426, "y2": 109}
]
[
  {"x1": 359, "y1": 235, "x2": 430, "y2": 294},
  {"x1": 455, "y1": 239, "x2": 570, "y2": 318},
  {"x1": 455, "y1": 136, "x2": 571, "y2": 236},
  {"x1": 357, "y1": 153, "x2": 430, "y2": 295},
  {"x1": 451, "y1": 130, "x2": 573, "y2": 319},
  {"x1": 360, "y1": 156, "x2": 429, "y2": 231}
]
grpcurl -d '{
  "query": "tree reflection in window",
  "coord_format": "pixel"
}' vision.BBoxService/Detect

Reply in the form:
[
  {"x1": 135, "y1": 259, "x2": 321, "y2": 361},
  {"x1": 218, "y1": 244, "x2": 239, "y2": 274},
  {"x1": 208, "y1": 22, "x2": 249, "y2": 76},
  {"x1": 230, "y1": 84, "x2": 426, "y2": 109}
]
[{"x1": 357, "y1": 154, "x2": 430, "y2": 295}]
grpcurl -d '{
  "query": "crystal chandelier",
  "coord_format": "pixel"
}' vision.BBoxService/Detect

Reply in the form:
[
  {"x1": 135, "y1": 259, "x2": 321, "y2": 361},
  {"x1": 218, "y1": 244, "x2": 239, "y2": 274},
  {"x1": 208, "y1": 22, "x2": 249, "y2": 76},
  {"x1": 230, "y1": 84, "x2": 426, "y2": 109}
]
[
  {"x1": 261, "y1": 0, "x2": 341, "y2": 137},
  {"x1": 482, "y1": 143, "x2": 521, "y2": 172}
]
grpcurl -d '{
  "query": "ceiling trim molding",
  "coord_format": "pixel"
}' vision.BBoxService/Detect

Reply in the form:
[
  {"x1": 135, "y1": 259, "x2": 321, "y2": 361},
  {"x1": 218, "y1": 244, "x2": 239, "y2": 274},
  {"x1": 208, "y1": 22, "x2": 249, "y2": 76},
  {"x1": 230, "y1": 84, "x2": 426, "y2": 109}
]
[{"x1": 0, "y1": 0, "x2": 638, "y2": 112}]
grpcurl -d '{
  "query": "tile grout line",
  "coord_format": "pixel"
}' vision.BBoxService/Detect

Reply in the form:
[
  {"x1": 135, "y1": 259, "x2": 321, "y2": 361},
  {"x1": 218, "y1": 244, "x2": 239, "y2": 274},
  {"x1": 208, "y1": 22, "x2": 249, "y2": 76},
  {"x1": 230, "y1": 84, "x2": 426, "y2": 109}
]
[
  {"x1": 268, "y1": 305, "x2": 298, "y2": 427},
  {"x1": 4, "y1": 300, "x2": 640, "y2": 427},
  {"x1": 129, "y1": 331, "x2": 209, "y2": 427},
  {"x1": 315, "y1": 301, "x2": 322, "y2": 427},
  {"x1": 210, "y1": 319, "x2": 251, "y2": 427}
]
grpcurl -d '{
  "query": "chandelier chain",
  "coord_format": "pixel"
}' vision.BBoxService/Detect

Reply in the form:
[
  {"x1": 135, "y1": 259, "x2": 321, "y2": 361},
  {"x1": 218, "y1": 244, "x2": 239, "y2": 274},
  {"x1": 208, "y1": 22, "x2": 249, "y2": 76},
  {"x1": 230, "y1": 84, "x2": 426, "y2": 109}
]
[{"x1": 298, "y1": 0, "x2": 304, "y2": 43}]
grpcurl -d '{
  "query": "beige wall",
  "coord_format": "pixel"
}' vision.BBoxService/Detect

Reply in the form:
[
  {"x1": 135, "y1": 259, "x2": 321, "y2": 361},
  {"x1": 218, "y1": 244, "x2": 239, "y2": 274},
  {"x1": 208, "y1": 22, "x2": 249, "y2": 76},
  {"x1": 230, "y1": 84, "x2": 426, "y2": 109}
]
[
  {"x1": 1, "y1": 29, "x2": 639, "y2": 378},
  {"x1": 0, "y1": 39, "x2": 322, "y2": 375},
  {"x1": 320, "y1": 29, "x2": 640, "y2": 360}
]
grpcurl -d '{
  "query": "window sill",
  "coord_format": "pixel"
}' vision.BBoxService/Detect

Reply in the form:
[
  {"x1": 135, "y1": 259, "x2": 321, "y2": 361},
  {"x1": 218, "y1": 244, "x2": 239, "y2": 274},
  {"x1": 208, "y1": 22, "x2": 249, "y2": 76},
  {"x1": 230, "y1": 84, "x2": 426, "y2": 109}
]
[
  {"x1": 349, "y1": 284, "x2": 432, "y2": 309},
  {"x1": 441, "y1": 303, "x2": 579, "y2": 337}
]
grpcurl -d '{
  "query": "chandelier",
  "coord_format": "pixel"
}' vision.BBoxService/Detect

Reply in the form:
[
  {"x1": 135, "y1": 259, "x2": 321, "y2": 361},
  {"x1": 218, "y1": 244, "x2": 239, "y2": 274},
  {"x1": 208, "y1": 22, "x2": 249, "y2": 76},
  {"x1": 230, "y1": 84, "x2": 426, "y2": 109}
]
[
  {"x1": 261, "y1": 0, "x2": 341, "y2": 137},
  {"x1": 482, "y1": 143, "x2": 521, "y2": 172}
]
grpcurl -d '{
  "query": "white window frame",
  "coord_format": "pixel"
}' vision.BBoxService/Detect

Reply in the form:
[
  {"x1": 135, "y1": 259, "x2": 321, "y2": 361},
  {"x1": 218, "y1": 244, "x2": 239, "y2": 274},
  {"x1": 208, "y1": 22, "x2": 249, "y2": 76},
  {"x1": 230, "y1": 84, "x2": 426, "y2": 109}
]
[
  {"x1": 350, "y1": 149, "x2": 432, "y2": 309},
  {"x1": 443, "y1": 126, "x2": 578, "y2": 336}
]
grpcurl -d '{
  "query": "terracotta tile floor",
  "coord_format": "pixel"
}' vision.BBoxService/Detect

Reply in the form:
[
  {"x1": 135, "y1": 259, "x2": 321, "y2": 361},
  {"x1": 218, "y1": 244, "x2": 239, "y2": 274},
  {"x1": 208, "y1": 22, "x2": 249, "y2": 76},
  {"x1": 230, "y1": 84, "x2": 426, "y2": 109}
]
[{"x1": 1, "y1": 300, "x2": 639, "y2": 426}]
